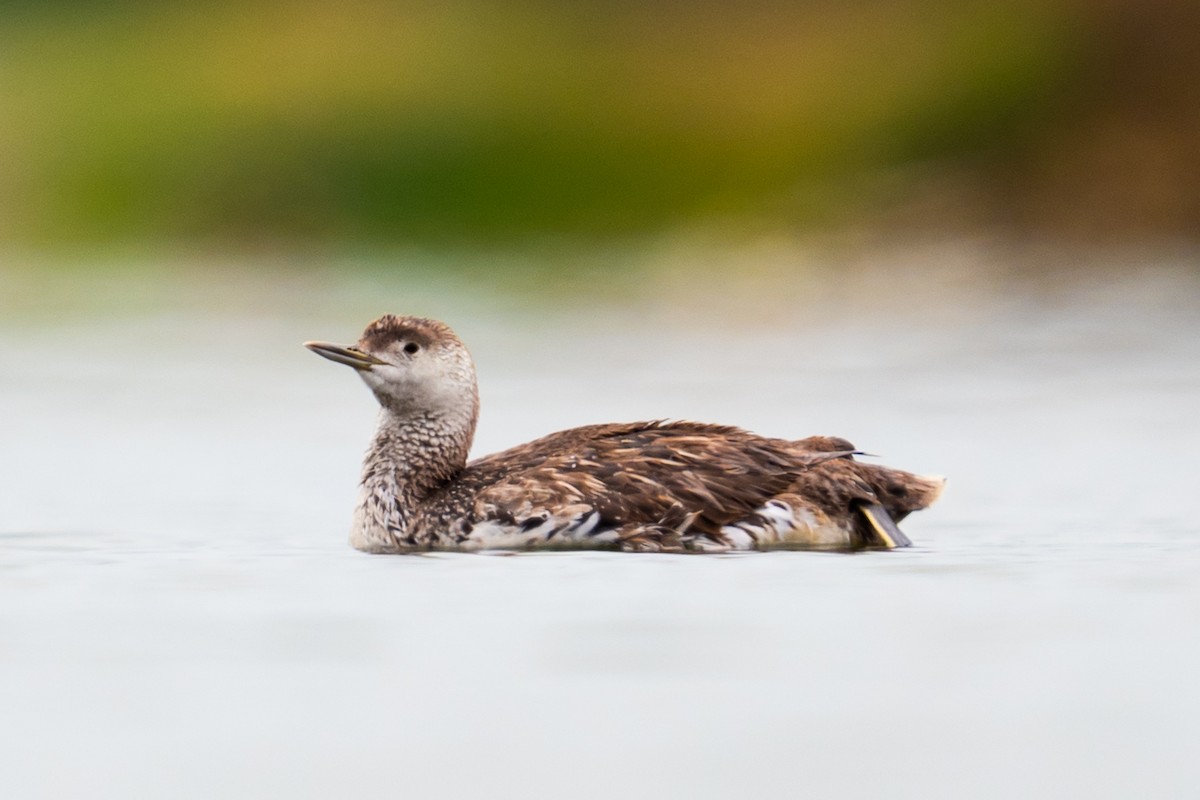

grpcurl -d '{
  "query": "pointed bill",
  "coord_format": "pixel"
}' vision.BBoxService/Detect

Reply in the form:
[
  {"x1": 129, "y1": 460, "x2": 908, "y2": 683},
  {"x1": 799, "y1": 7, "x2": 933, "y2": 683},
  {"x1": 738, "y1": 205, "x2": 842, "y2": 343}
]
[{"x1": 304, "y1": 341, "x2": 387, "y2": 370}]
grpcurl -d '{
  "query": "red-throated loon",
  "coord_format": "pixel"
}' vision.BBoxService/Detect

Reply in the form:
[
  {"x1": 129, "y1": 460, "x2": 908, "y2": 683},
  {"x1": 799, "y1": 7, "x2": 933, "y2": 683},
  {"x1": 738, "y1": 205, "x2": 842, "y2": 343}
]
[{"x1": 305, "y1": 315, "x2": 944, "y2": 553}]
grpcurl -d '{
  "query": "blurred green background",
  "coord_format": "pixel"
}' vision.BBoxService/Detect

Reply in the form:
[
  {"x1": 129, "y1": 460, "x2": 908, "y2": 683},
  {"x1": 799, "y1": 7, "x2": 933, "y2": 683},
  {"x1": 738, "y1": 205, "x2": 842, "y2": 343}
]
[{"x1": 1, "y1": 0, "x2": 1197, "y2": 251}]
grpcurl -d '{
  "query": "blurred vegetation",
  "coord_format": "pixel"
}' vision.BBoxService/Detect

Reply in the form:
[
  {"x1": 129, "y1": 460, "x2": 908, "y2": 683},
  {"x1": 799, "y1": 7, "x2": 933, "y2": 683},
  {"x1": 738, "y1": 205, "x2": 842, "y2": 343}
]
[{"x1": 0, "y1": 0, "x2": 1196, "y2": 247}]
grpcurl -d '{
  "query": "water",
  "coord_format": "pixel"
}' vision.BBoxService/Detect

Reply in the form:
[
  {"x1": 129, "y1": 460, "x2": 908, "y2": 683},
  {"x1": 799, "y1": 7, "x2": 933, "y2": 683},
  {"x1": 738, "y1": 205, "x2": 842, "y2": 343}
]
[{"x1": 2, "y1": 245, "x2": 1199, "y2": 798}]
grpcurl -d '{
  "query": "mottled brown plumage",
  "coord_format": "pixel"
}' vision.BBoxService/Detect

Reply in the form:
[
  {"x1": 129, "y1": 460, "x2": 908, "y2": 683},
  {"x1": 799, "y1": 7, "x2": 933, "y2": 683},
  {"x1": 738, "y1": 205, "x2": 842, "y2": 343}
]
[{"x1": 305, "y1": 315, "x2": 945, "y2": 553}]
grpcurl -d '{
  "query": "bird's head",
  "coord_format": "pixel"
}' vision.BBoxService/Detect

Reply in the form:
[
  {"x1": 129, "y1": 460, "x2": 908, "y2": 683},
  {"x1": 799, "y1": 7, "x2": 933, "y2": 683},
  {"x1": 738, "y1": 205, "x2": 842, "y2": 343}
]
[{"x1": 305, "y1": 315, "x2": 479, "y2": 419}]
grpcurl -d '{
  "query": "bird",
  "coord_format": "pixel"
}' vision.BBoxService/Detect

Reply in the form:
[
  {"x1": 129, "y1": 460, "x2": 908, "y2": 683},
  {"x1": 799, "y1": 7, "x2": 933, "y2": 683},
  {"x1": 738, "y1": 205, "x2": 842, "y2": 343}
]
[{"x1": 305, "y1": 314, "x2": 945, "y2": 554}]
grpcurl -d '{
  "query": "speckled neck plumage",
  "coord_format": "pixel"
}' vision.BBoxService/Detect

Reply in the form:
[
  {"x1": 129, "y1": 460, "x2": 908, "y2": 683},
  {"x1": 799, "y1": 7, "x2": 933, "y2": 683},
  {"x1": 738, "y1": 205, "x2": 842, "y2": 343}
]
[{"x1": 351, "y1": 404, "x2": 476, "y2": 552}]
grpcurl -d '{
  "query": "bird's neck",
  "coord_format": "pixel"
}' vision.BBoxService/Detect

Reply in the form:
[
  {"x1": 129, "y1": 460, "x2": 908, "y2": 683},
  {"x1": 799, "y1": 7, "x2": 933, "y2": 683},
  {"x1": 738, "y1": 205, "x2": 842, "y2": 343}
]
[{"x1": 350, "y1": 405, "x2": 476, "y2": 551}]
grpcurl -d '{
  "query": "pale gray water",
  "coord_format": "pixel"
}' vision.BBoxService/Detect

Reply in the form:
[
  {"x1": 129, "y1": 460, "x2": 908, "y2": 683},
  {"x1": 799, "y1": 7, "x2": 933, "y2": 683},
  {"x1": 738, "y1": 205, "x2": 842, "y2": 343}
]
[{"x1": 2, "y1": 245, "x2": 1199, "y2": 798}]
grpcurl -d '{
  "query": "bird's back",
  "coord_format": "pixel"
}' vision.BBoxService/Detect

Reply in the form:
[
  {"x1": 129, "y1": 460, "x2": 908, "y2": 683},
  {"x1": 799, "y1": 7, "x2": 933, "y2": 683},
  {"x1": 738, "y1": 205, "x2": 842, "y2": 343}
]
[{"x1": 409, "y1": 420, "x2": 942, "y2": 551}]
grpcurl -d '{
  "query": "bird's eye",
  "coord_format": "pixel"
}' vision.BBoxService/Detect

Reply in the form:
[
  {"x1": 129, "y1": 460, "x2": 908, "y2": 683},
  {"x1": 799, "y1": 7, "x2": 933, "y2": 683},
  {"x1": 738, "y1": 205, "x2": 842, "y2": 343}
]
[{"x1": 403, "y1": 342, "x2": 420, "y2": 354}]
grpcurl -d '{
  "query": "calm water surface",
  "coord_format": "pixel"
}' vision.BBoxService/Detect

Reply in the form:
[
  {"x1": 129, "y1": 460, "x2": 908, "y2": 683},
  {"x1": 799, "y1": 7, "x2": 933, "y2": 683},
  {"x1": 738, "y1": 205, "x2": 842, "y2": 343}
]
[{"x1": 2, "y1": 248, "x2": 1198, "y2": 798}]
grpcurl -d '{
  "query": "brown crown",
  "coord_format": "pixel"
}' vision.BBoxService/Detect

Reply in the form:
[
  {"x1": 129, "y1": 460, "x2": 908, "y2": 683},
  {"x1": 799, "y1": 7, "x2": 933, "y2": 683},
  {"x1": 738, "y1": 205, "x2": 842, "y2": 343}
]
[{"x1": 359, "y1": 314, "x2": 459, "y2": 351}]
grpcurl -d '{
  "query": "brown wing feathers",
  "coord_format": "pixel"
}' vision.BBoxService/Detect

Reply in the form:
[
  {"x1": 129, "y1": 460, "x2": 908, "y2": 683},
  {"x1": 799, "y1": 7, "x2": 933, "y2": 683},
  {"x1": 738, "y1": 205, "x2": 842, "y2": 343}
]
[
  {"x1": 470, "y1": 422, "x2": 822, "y2": 537},
  {"x1": 454, "y1": 420, "x2": 940, "y2": 548}
]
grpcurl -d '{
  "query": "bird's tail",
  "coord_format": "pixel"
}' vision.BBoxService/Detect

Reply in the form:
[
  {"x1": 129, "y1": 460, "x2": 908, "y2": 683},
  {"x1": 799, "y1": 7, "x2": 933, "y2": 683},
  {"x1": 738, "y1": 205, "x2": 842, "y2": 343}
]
[
  {"x1": 856, "y1": 502, "x2": 912, "y2": 548},
  {"x1": 854, "y1": 466, "x2": 945, "y2": 548},
  {"x1": 866, "y1": 467, "x2": 946, "y2": 520}
]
